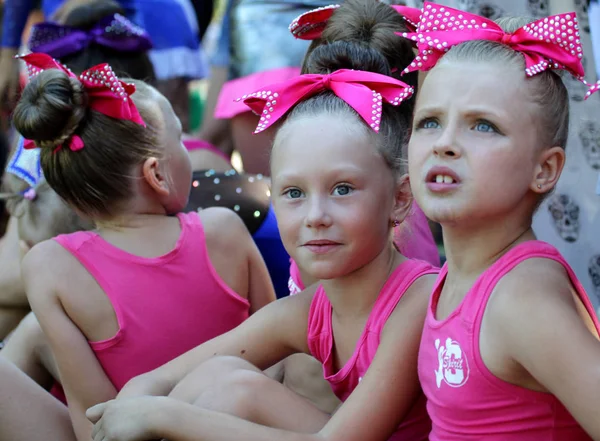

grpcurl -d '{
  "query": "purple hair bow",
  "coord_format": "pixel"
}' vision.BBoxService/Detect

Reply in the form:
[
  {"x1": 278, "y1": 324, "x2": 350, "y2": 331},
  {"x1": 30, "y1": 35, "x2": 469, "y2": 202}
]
[{"x1": 28, "y1": 14, "x2": 152, "y2": 59}]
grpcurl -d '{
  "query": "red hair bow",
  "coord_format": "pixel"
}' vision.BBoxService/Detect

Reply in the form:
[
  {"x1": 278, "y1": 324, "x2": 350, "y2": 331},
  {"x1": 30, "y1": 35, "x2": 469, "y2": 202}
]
[
  {"x1": 18, "y1": 52, "x2": 145, "y2": 151},
  {"x1": 398, "y1": 2, "x2": 585, "y2": 82},
  {"x1": 238, "y1": 69, "x2": 414, "y2": 134},
  {"x1": 289, "y1": 3, "x2": 422, "y2": 40}
]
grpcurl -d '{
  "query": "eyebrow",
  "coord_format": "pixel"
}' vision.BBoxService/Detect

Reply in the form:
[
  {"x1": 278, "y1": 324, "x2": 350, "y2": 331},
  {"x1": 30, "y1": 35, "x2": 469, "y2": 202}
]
[
  {"x1": 415, "y1": 105, "x2": 509, "y2": 121},
  {"x1": 275, "y1": 165, "x2": 366, "y2": 182}
]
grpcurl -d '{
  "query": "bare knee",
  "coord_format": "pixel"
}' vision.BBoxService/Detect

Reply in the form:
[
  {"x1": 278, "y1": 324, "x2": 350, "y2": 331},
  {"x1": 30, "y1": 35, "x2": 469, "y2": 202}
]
[
  {"x1": 194, "y1": 367, "x2": 269, "y2": 422},
  {"x1": 169, "y1": 356, "x2": 261, "y2": 404}
]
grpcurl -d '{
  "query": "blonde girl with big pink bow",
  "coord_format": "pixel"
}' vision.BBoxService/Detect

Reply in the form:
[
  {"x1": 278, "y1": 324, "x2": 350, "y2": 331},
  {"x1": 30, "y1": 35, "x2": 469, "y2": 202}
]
[
  {"x1": 84, "y1": 2, "x2": 442, "y2": 441},
  {"x1": 402, "y1": 2, "x2": 600, "y2": 440}
]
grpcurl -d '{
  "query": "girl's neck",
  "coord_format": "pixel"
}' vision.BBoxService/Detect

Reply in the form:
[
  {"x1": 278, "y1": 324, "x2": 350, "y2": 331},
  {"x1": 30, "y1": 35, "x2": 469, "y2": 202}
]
[
  {"x1": 322, "y1": 243, "x2": 404, "y2": 321},
  {"x1": 443, "y1": 211, "x2": 535, "y2": 281},
  {"x1": 96, "y1": 212, "x2": 172, "y2": 233}
]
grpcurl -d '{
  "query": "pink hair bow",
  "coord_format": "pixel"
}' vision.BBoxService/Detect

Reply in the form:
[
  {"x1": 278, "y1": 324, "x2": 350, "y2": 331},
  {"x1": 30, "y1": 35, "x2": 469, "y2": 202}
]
[
  {"x1": 238, "y1": 69, "x2": 414, "y2": 134},
  {"x1": 289, "y1": 3, "x2": 422, "y2": 40},
  {"x1": 585, "y1": 80, "x2": 600, "y2": 100},
  {"x1": 398, "y1": 2, "x2": 585, "y2": 81},
  {"x1": 390, "y1": 5, "x2": 422, "y2": 33},
  {"x1": 289, "y1": 4, "x2": 340, "y2": 40},
  {"x1": 18, "y1": 53, "x2": 145, "y2": 152}
]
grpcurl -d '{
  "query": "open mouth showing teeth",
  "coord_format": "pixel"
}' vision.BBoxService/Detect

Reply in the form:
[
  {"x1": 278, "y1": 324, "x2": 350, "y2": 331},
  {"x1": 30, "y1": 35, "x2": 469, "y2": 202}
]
[{"x1": 434, "y1": 175, "x2": 455, "y2": 184}]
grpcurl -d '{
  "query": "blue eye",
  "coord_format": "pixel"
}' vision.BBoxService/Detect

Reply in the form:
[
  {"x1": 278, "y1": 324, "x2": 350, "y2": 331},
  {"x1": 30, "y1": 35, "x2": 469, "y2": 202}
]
[
  {"x1": 474, "y1": 121, "x2": 497, "y2": 133},
  {"x1": 418, "y1": 118, "x2": 440, "y2": 129},
  {"x1": 284, "y1": 188, "x2": 303, "y2": 199},
  {"x1": 333, "y1": 184, "x2": 353, "y2": 196}
]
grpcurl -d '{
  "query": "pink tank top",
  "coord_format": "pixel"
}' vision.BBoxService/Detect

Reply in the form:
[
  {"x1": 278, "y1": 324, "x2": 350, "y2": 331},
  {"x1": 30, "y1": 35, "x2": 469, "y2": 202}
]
[
  {"x1": 308, "y1": 260, "x2": 438, "y2": 441},
  {"x1": 54, "y1": 212, "x2": 250, "y2": 390},
  {"x1": 289, "y1": 203, "x2": 440, "y2": 295},
  {"x1": 419, "y1": 240, "x2": 599, "y2": 441}
]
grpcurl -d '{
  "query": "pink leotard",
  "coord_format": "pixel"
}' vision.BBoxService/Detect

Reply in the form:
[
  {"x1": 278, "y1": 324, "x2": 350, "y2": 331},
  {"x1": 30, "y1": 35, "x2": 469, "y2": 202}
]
[
  {"x1": 54, "y1": 212, "x2": 250, "y2": 390},
  {"x1": 308, "y1": 259, "x2": 438, "y2": 441},
  {"x1": 419, "y1": 240, "x2": 599, "y2": 440}
]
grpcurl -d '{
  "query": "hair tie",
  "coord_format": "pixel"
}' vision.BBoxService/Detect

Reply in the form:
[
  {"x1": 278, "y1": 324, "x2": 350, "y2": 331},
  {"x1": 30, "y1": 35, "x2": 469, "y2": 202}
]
[
  {"x1": 237, "y1": 69, "x2": 414, "y2": 134},
  {"x1": 28, "y1": 14, "x2": 152, "y2": 59},
  {"x1": 22, "y1": 188, "x2": 37, "y2": 201},
  {"x1": 18, "y1": 52, "x2": 146, "y2": 152}
]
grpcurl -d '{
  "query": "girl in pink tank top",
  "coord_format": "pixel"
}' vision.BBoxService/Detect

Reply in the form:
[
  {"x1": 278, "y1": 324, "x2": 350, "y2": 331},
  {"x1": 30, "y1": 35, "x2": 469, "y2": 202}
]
[
  {"x1": 406, "y1": 3, "x2": 600, "y2": 440},
  {"x1": 0, "y1": 54, "x2": 275, "y2": 441},
  {"x1": 85, "y1": 2, "x2": 440, "y2": 441}
]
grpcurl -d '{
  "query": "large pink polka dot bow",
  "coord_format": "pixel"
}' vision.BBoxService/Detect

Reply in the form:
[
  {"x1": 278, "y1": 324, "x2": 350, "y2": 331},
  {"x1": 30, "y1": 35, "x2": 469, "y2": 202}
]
[
  {"x1": 399, "y1": 2, "x2": 586, "y2": 82},
  {"x1": 18, "y1": 52, "x2": 146, "y2": 152},
  {"x1": 238, "y1": 69, "x2": 414, "y2": 134}
]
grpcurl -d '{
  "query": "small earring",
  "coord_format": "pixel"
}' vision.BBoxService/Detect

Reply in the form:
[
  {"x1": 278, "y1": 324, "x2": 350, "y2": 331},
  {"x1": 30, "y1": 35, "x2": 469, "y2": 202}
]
[
  {"x1": 537, "y1": 184, "x2": 542, "y2": 190},
  {"x1": 393, "y1": 219, "x2": 400, "y2": 227}
]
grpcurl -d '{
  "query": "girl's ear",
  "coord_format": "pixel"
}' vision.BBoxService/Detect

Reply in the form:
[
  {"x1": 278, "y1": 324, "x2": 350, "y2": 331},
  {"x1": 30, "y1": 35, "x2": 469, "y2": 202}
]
[
  {"x1": 531, "y1": 146, "x2": 565, "y2": 194},
  {"x1": 391, "y1": 174, "x2": 413, "y2": 225},
  {"x1": 142, "y1": 157, "x2": 170, "y2": 197}
]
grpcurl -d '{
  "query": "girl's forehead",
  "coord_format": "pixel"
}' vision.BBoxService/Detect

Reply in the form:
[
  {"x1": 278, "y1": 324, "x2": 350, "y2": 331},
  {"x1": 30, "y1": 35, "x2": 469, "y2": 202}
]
[
  {"x1": 418, "y1": 61, "x2": 531, "y2": 111},
  {"x1": 271, "y1": 116, "x2": 384, "y2": 175}
]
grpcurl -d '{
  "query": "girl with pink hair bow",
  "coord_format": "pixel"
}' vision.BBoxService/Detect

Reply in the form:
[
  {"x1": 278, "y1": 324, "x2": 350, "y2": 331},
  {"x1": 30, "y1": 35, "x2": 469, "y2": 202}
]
[
  {"x1": 404, "y1": 2, "x2": 600, "y2": 439},
  {"x1": 85, "y1": 2, "x2": 442, "y2": 441}
]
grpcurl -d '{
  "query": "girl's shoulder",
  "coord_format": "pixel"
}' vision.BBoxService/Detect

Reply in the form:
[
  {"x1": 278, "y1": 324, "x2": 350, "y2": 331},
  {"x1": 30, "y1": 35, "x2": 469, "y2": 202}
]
[{"x1": 21, "y1": 238, "x2": 95, "y2": 309}]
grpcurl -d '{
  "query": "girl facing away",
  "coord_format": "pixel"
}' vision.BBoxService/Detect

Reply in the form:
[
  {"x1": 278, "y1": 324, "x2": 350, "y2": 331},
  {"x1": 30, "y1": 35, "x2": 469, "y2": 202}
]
[
  {"x1": 84, "y1": 3, "x2": 439, "y2": 441},
  {"x1": 405, "y1": 3, "x2": 600, "y2": 440},
  {"x1": 0, "y1": 53, "x2": 274, "y2": 441},
  {"x1": 0, "y1": 0, "x2": 154, "y2": 341}
]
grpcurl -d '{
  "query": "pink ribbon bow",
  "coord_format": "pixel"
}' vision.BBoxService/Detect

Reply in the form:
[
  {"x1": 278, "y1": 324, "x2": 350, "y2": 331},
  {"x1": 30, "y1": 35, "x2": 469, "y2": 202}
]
[
  {"x1": 390, "y1": 5, "x2": 422, "y2": 33},
  {"x1": 238, "y1": 69, "x2": 414, "y2": 134},
  {"x1": 289, "y1": 3, "x2": 422, "y2": 40},
  {"x1": 398, "y1": 2, "x2": 585, "y2": 82},
  {"x1": 289, "y1": 4, "x2": 340, "y2": 40},
  {"x1": 585, "y1": 80, "x2": 600, "y2": 100},
  {"x1": 18, "y1": 52, "x2": 145, "y2": 151}
]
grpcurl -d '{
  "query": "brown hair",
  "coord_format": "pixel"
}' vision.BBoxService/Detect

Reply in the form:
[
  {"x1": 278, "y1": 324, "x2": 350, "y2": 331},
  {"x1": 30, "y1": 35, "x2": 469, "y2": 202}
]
[
  {"x1": 437, "y1": 16, "x2": 570, "y2": 149},
  {"x1": 12, "y1": 69, "x2": 163, "y2": 219},
  {"x1": 281, "y1": 0, "x2": 417, "y2": 176}
]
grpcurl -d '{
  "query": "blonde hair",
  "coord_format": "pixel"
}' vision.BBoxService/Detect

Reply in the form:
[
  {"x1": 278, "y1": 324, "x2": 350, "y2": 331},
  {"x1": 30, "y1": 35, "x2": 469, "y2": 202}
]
[
  {"x1": 1, "y1": 173, "x2": 92, "y2": 246},
  {"x1": 437, "y1": 16, "x2": 570, "y2": 149}
]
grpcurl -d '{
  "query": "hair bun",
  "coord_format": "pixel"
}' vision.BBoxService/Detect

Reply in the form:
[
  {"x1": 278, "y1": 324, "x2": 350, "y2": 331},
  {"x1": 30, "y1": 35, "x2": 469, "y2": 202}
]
[
  {"x1": 307, "y1": 41, "x2": 391, "y2": 76},
  {"x1": 13, "y1": 69, "x2": 87, "y2": 150}
]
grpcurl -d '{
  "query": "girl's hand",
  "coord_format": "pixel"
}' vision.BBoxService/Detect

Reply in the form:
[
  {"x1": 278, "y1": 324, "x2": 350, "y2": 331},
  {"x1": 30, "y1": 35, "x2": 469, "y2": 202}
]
[{"x1": 87, "y1": 397, "x2": 165, "y2": 441}]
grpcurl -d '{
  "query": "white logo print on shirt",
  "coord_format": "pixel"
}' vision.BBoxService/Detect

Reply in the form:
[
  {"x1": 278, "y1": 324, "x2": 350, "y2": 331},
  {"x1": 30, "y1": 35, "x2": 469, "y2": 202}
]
[{"x1": 434, "y1": 338, "x2": 469, "y2": 388}]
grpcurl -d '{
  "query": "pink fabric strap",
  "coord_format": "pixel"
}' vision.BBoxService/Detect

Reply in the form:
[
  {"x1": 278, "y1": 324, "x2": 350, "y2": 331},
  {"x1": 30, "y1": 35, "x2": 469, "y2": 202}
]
[
  {"x1": 239, "y1": 69, "x2": 414, "y2": 134},
  {"x1": 19, "y1": 52, "x2": 145, "y2": 152},
  {"x1": 399, "y1": 2, "x2": 586, "y2": 85}
]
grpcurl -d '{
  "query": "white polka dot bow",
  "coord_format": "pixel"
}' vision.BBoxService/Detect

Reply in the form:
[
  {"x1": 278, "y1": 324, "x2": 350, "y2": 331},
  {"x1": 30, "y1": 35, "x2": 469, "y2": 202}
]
[
  {"x1": 18, "y1": 52, "x2": 146, "y2": 151},
  {"x1": 237, "y1": 69, "x2": 414, "y2": 134},
  {"x1": 398, "y1": 2, "x2": 588, "y2": 90}
]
